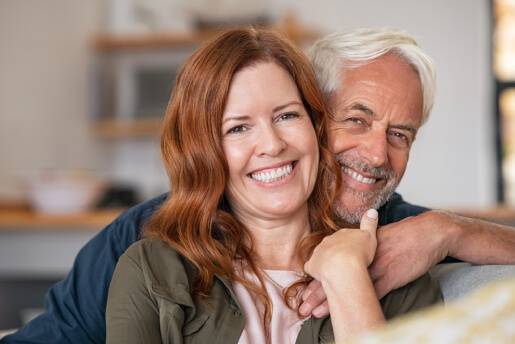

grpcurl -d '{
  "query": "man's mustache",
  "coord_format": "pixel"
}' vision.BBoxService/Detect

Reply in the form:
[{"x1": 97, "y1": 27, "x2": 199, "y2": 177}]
[{"x1": 334, "y1": 154, "x2": 396, "y2": 181}]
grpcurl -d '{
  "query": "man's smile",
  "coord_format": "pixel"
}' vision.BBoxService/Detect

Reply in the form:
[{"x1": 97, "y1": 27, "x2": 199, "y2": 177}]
[{"x1": 341, "y1": 166, "x2": 376, "y2": 184}]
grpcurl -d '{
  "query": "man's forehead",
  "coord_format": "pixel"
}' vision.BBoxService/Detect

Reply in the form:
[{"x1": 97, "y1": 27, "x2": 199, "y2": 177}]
[
  {"x1": 328, "y1": 61, "x2": 424, "y2": 129},
  {"x1": 329, "y1": 93, "x2": 421, "y2": 120}
]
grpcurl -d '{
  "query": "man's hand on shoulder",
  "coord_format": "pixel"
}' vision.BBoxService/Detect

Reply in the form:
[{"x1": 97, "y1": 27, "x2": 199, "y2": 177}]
[
  {"x1": 298, "y1": 210, "x2": 450, "y2": 318},
  {"x1": 298, "y1": 208, "x2": 515, "y2": 316},
  {"x1": 369, "y1": 210, "x2": 453, "y2": 299}
]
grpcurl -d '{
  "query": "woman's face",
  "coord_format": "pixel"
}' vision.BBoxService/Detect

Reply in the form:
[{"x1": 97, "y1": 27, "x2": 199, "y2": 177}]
[{"x1": 221, "y1": 62, "x2": 319, "y2": 222}]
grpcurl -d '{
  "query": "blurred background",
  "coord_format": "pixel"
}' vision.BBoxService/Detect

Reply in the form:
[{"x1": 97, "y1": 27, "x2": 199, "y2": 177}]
[{"x1": 1, "y1": 0, "x2": 515, "y2": 330}]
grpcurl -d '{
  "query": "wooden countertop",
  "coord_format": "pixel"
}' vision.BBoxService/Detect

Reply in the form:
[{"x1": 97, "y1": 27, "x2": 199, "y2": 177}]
[
  {"x1": 1, "y1": 203, "x2": 515, "y2": 230},
  {"x1": 0, "y1": 205, "x2": 124, "y2": 230},
  {"x1": 454, "y1": 206, "x2": 515, "y2": 224}
]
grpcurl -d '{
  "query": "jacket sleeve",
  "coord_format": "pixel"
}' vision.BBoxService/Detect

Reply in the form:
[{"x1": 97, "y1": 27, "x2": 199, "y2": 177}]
[
  {"x1": 1, "y1": 195, "x2": 166, "y2": 344},
  {"x1": 106, "y1": 239, "x2": 192, "y2": 344},
  {"x1": 106, "y1": 250, "x2": 163, "y2": 344},
  {"x1": 380, "y1": 272, "x2": 443, "y2": 320},
  {"x1": 0, "y1": 218, "x2": 138, "y2": 344}
]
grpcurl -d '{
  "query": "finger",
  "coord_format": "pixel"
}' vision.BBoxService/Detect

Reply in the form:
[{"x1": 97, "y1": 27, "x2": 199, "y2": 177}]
[
  {"x1": 360, "y1": 209, "x2": 378, "y2": 235},
  {"x1": 299, "y1": 281, "x2": 327, "y2": 316},
  {"x1": 312, "y1": 301, "x2": 330, "y2": 318},
  {"x1": 301, "y1": 279, "x2": 322, "y2": 301}
]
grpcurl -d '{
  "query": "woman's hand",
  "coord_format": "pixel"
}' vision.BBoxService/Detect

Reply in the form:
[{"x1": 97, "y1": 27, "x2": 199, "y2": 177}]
[
  {"x1": 304, "y1": 209, "x2": 379, "y2": 283},
  {"x1": 303, "y1": 209, "x2": 385, "y2": 342}
]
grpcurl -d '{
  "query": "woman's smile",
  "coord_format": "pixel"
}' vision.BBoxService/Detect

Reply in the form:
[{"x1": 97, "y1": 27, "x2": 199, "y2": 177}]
[{"x1": 249, "y1": 161, "x2": 296, "y2": 184}]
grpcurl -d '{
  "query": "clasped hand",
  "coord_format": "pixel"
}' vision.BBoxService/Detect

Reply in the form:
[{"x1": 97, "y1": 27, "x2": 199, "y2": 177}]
[
  {"x1": 300, "y1": 210, "x2": 451, "y2": 318},
  {"x1": 301, "y1": 209, "x2": 379, "y2": 317}
]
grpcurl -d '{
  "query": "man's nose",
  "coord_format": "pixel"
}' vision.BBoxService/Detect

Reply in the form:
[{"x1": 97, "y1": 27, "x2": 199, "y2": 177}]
[
  {"x1": 256, "y1": 126, "x2": 287, "y2": 157},
  {"x1": 357, "y1": 130, "x2": 388, "y2": 167}
]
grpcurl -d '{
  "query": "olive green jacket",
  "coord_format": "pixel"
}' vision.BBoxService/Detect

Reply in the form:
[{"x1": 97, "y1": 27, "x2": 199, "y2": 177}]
[{"x1": 106, "y1": 238, "x2": 442, "y2": 344}]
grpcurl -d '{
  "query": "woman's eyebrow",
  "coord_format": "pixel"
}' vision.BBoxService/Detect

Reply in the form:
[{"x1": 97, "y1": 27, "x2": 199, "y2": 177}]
[
  {"x1": 272, "y1": 100, "x2": 303, "y2": 113},
  {"x1": 221, "y1": 114, "x2": 250, "y2": 125}
]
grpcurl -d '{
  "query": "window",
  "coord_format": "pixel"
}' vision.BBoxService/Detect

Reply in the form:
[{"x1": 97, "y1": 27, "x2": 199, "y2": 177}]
[{"x1": 494, "y1": 0, "x2": 515, "y2": 205}]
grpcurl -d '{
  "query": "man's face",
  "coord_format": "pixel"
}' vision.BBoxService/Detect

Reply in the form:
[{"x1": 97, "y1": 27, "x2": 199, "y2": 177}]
[{"x1": 328, "y1": 55, "x2": 424, "y2": 223}]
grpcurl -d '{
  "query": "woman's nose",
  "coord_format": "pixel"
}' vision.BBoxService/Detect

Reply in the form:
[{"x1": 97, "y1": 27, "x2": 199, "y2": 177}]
[{"x1": 256, "y1": 126, "x2": 287, "y2": 157}]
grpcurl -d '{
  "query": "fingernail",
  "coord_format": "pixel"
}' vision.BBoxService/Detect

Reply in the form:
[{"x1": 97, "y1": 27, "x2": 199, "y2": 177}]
[
  {"x1": 367, "y1": 209, "x2": 378, "y2": 219},
  {"x1": 312, "y1": 306, "x2": 323, "y2": 318}
]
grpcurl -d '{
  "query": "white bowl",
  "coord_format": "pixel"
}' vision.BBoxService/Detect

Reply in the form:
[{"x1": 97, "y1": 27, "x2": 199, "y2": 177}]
[{"x1": 27, "y1": 177, "x2": 103, "y2": 215}]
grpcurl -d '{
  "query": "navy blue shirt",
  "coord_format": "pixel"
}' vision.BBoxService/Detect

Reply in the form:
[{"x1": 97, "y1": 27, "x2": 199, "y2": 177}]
[{"x1": 1, "y1": 193, "x2": 443, "y2": 343}]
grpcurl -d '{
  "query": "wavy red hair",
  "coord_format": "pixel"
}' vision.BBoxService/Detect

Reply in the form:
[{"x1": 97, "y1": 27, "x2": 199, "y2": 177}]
[{"x1": 144, "y1": 26, "x2": 346, "y2": 334}]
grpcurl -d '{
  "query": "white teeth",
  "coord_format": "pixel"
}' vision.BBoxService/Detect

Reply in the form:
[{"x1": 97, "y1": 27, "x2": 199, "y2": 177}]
[
  {"x1": 342, "y1": 167, "x2": 376, "y2": 184},
  {"x1": 251, "y1": 164, "x2": 293, "y2": 183}
]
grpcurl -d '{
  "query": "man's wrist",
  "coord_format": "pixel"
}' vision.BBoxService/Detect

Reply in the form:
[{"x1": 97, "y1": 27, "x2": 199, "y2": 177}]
[{"x1": 429, "y1": 209, "x2": 463, "y2": 260}]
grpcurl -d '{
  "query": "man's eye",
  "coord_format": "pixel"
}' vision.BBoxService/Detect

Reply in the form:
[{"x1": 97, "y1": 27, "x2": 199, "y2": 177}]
[
  {"x1": 347, "y1": 117, "x2": 364, "y2": 124},
  {"x1": 277, "y1": 112, "x2": 299, "y2": 121},
  {"x1": 394, "y1": 132, "x2": 407, "y2": 140},
  {"x1": 227, "y1": 125, "x2": 247, "y2": 134},
  {"x1": 389, "y1": 132, "x2": 410, "y2": 148}
]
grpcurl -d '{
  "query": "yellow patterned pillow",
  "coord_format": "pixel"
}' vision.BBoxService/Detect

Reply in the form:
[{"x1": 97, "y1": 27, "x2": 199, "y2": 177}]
[{"x1": 345, "y1": 278, "x2": 515, "y2": 344}]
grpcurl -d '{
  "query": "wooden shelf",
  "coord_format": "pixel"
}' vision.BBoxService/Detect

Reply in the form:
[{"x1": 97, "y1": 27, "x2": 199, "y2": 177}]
[
  {"x1": 92, "y1": 29, "x2": 222, "y2": 51},
  {"x1": 94, "y1": 118, "x2": 163, "y2": 138},
  {"x1": 91, "y1": 18, "x2": 320, "y2": 51},
  {"x1": 0, "y1": 205, "x2": 124, "y2": 229}
]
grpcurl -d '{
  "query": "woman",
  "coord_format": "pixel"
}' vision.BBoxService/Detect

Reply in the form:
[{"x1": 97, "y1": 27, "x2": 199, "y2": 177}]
[{"x1": 106, "y1": 27, "x2": 441, "y2": 344}]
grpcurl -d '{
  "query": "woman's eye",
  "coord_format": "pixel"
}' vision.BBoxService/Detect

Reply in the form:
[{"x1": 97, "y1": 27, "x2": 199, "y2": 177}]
[{"x1": 278, "y1": 112, "x2": 299, "y2": 121}]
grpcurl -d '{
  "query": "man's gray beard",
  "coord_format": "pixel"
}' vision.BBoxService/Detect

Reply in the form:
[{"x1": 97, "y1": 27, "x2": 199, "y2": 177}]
[
  {"x1": 333, "y1": 152, "x2": 400, "y2": 224},
  {"x1": 335, "y1": 180, "x2": 399, "y2": 224}
]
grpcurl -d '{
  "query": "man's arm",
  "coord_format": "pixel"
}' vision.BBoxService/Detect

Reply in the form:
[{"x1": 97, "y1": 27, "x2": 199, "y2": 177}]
[
  {"x1": 1, "y1": 221, "x2": 131, "y2": 344},
  {"x1": 1, "y1": 195, "x2": 165, "y2": 344},
  {"x1": 299, "y1": 193, "x2": 515, "y2": 317},
  {"x1": 370, "y1": 209, "x2": 515, "y2": 298}
]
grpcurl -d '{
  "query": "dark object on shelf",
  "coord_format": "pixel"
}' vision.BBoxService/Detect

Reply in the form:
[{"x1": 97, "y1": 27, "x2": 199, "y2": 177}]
[
  {"x1": 192, "y1": 16, "x2": 271, "y2": 30},
  {"x1": 97, "y1": 185, "x2": 138, "y2": 209}
]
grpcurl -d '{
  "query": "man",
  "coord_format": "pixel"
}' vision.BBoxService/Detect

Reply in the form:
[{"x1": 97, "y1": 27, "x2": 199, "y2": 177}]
[
  {"x1": 2, "y1": 27, "x2": 515, "y2": 343},
  {"x1": 298, "y1": 26, "x2": 515, "y2": 317}
]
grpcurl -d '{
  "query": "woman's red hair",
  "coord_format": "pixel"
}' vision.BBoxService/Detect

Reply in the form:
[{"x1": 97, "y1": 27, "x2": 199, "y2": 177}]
[{"x1": 144, "y1": 26, "x2": 345, "y2": 335}]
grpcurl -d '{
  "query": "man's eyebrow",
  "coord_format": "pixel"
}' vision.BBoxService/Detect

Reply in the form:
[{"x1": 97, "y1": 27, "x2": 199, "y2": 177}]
[
  {"x1": 393, "y1": 124, "x2": 417, "y2": 133},
  {"x1": 350, "y1": 103, "x2": 375, "y2": 117},
  {"x1": 350, "y1": 103, "x2": 417, "y2": 133}
]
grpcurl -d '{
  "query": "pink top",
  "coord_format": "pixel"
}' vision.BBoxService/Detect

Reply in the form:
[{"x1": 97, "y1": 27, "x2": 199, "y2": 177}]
[{"x1": 232, "y1": 269, "x2": 310, "y2": 344}]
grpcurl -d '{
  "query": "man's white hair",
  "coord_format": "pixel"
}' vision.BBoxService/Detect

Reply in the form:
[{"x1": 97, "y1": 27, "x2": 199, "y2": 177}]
[{"x1": 307, "y1": 26, "x2": 436, "y2": 126}]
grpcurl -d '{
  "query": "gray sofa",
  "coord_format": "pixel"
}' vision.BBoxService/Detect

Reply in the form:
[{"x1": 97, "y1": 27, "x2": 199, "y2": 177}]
[{"x1": 429, "y1": 263, "x2": 515, "y2": 301}]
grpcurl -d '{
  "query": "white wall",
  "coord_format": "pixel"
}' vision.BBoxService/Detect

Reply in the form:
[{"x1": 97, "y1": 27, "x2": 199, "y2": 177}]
[
  {"x1": 269, "y1": 0, "x2": 496, "y2": 208},
  {"x1": 0, "y1": 0, "x2": 105, "y2": 199},
  {"x1": 0, "y1": 0, "x2": 497, "y2": 208}
]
